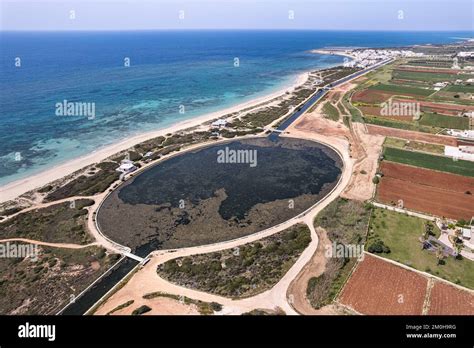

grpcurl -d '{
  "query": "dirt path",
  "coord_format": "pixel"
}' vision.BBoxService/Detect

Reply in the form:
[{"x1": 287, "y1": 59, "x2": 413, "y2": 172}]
[{"x1": 286, "y1": 226, "x2": 332, "y2": 314}]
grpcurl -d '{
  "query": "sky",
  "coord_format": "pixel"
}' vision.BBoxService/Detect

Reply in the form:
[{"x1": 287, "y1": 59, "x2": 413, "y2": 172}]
[{"x1": 0, "y1": 0, "x2": 473, "y2": 31}]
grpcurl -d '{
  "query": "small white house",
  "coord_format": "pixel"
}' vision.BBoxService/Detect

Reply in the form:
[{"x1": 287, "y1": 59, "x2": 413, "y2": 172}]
[
  {"x1": 116, "y1": 162, "x2": 137, "y2": 173},
  {"x1": 211, "y1": 119, "x2": 227, "y2": 128}
]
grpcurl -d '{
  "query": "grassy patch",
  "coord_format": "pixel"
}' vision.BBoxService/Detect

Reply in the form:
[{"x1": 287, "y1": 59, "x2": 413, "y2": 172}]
[
  {"x1": 383, "y1": 137, "x2": 444, "y2": 155},
  {"x1": 322, "y1": 102, "x2": 340, "y2": 121},
  {"x1": 369, "y1": 83, "x2": 434, "y2": 97},
  {"x1": 445, "y1": 84, "x2": 474, "y2": 94},
  {"x1": 419, "y1": 113, "x2": 469, "y2": 130},
  {"x1": 367, "y1": 208, "x2": 474, "y2": 289},
  {"x1": 383, "y1": 147, "x2": 474, "y2": 177},
  {"x1": 157, "y1": 224, "x2": 311, "y2": 298},
  {"x1": 364, "y1": 116, "x2": 438, "y2": 134}
]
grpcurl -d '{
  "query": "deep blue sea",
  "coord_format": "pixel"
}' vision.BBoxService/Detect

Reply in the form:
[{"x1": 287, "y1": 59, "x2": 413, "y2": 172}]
[{"x1": 0, "y1": 30, "x2": 471, "y2": 185}]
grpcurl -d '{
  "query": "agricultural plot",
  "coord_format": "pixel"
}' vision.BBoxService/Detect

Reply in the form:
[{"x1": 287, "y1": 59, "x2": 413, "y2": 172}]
[
  {"x1": 392, "y1": 70, "x2": 464, "y2": 83},
  {"x1": 382, "y1": 147, "x2": 474, "y2": 177},
  {"x1": 427, "y1": 282, "x2": 474, "y2": 315},
  {"x1": 338, "y1": 254, "x2": 474, "y2": 315},
  {"x1": 445, "y1": 84, "x2": 474, "y2": 94},
  {"x1": 367, "y1": 208, "x2": 474, "y2": 289},
  {"x1": 338, "y1": 254, "x2": 427, "y2": 315},
  {"x1": 364, "y1": 116, "x2": 438, "y2": 134},
  {"x1": 383, "y1": 137, "x2": 445, "y2": 155},
  {"x1": 419, "y1": 113, "x2": 469, "y2": 130},
  {"x1": 366, "y1": 124, "x2": 458, "y2": 146},
  {"x1": 369, "y1": 84, "x2": 435, "y2": 97},
  {"x1": 377, "y1": 161, "x2": 474, "y2": 220}
]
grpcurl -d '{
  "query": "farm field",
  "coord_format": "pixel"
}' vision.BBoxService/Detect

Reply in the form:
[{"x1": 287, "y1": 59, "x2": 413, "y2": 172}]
[
  {"x1": 338, "y1": 254, "x2": 474, "y2": 315},
  {"x1": 419, "y1": 113, "x2": 469, "y2": 130},
  {"x1": 369, "y1": 83, "x2": 435, "y2": 97},
  {"x1": 338, "y1": 254, "x2": 427, "y2": 315},
  {"x1": 366, "y1": 208, "x2": 474, "y2": 289},
  {"x1": 383, "y1": 137, "x2": 444, "y2": 154},
  {"x1": 392, "y1": 70, "x2": 471, "y2": 83},
  {"x1": 382, "y1": 147, "x2": 474, "y2": 177},
  {"x1": 366, "y1": 124, "x2": 458, "y2": 146},
  {"x1": 427, "y1": 282, "x2": 474, "y2": 315},
  {"x1": 445, "y1": 84, "x2": 474, "y2": 94},
  {"x1": 376, "y1": 161, "x2": 474, "y2": 220}
]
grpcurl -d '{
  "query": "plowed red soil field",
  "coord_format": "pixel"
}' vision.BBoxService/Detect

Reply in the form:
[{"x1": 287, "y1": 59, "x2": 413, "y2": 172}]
[
  {"x1": 352, "y1": 90, "x2": 393, "y2": 104},
  {"x1": 366, "y1": 124, "x2": 458, "y2": 146},
  {"x1": 339, "y1": 255, "x2": 427, "y2": 315},
  {"x1": 377, "y1": 162, "x2": 474, "y2": 220},
  {"x1": 428, "y1": 282, "x2": 474, "y2": 315}
]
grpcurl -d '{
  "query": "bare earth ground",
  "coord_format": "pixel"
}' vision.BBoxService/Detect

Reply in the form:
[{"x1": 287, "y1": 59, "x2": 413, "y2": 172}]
[
  {"x1": 366, "y1": 124, "x2": 458, "y2": 146},
  {"x1": 111, "y1": 297, "x2": 200, "y2": 315}
]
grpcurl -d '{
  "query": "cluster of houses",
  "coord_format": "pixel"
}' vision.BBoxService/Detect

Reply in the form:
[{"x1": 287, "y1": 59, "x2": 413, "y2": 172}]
[{"x1": 345, "y1": 49, "x2": 424, "y2": 68}]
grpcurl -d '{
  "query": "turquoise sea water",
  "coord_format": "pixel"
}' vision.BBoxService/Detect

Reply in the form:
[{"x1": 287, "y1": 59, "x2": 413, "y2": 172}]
[{"x1": 0, "y1": 30, "x2": 471, "y2": 185}]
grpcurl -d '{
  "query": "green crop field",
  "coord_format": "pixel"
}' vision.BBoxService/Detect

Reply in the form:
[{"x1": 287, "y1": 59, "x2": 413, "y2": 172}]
[
  {"x1": 419, "y1": 113, "x2": 470, "y2": 130},
  {"x1": 383, "y1": 147, "x2": 474, "y2": 177},
  {"x1": 369, "y1": 83, "x2": 434, "y2": 97},
  {"x1": 393, "y1": 70, "x2": 460, "y2": 82},
  {"x1": 364, "y1": 116, "x2": 438, "y2": 134},
  {"x1": 445, "y1": 85, "x2": 474, "y2": 94},
  {"x1": 367, "y1": 208, "x2": 474, "y2": 289}
]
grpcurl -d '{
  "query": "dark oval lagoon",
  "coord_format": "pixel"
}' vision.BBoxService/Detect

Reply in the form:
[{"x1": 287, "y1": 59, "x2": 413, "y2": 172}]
[{"x1": 97, "y1": 137, "x2": 342, "y2": 255}]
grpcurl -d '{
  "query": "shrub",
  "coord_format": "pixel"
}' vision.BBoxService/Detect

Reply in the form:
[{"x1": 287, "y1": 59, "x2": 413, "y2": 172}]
[{"x1": 131, "y1": 305, "x2": 151, "y2": 315}]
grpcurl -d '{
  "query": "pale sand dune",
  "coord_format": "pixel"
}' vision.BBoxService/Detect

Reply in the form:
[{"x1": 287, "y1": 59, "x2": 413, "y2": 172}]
[{"x1": 0, "y1": 73, "x2": 308, "y2": 203}]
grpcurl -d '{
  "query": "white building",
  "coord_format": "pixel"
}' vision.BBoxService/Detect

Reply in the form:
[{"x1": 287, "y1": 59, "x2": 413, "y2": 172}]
[
  {"x1": 116, "y1": 159, "x2": 137, "y2": 173},
  {"x1": 211, "y1": 119, "x2": 227, "y2": 128},
  {"x1": 446, "y1": 129, "x2": 474, "y2": 139},
  {"x1": 445, "y1": 145, "x2": 474, "y2": 161}
]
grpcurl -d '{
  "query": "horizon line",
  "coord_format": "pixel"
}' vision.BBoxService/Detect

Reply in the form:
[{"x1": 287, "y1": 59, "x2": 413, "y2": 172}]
[{"x1": 1, "y1": 28, "x2": 473, "y2": 33}]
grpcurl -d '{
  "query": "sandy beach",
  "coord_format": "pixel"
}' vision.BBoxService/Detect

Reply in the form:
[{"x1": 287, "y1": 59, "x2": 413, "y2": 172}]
[{"x1": 0, "y1": 72, "x2": 309, "y2": 203}]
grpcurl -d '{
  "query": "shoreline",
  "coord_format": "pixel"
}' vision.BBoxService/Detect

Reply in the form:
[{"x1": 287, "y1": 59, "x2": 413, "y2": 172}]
[{"x1": 0, "y1": 72, "x2": 309, "y2": 203}]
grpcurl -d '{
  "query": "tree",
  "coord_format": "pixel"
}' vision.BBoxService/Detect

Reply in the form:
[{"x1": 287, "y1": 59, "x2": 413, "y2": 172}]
[
  {"x1": 372, "y1": 176, "x2": 380, "y2": 184},
  {"x1": 436, "y1": 246, "x2": 444, "y2": 265}
]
